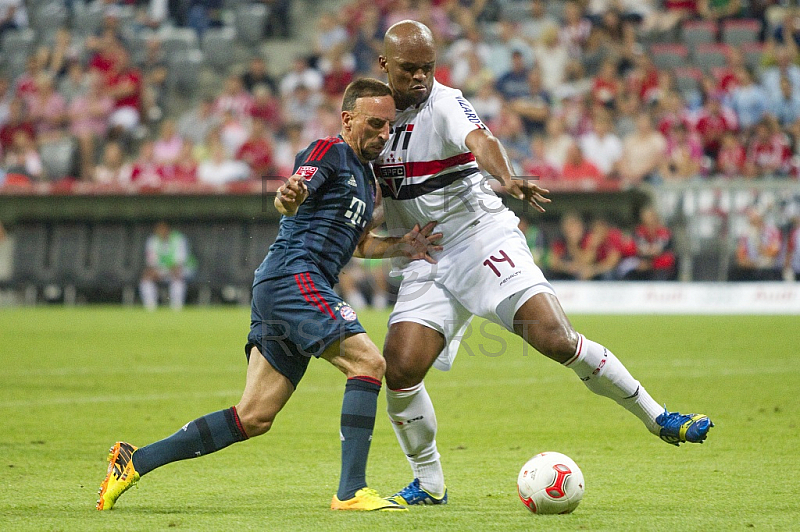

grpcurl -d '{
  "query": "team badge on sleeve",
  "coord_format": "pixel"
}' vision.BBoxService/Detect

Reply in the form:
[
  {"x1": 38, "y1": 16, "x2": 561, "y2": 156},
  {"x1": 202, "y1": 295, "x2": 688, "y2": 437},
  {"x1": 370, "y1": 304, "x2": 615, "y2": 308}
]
[
  {"x1": 296, "y1": 165, "x2": 319, "y2": 180},
  {"x1": 339, "y1": 304, "x2": 357, "y2": 321}
]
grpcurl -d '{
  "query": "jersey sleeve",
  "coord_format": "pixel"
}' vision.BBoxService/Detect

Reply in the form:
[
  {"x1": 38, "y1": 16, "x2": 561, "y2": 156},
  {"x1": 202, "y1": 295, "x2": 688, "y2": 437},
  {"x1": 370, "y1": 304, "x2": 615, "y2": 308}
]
[
  {"x1": 292, "y1": 138, "x2": 342, "y2": 194},
  {"x1": 432, "y1": 93, "x2": 489, "y2": 152}
]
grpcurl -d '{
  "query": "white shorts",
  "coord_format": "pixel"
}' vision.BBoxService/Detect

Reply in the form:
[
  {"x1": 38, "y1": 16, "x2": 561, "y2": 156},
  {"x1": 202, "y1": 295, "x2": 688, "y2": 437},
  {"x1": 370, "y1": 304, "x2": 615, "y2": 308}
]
[{"x1": 388, "y1": 216, "x2": 555, "y2": 371}]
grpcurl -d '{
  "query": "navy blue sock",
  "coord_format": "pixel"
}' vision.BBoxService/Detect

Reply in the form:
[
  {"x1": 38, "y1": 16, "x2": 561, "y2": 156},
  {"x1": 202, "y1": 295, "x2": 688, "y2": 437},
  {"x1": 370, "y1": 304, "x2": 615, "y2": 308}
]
[
  {"x1": 132, "y1": 406, "x2": 248, "y2": 476},
  {"x1": 337, "y1": 376, "x2": 381, "y2": 501}
]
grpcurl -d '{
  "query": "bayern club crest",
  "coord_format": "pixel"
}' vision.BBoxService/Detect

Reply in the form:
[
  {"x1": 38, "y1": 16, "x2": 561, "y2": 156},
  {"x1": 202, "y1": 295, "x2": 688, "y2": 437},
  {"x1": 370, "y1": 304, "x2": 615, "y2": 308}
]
[{"x1": 338, "y1": 304, "x2": 357, "y2": 321}]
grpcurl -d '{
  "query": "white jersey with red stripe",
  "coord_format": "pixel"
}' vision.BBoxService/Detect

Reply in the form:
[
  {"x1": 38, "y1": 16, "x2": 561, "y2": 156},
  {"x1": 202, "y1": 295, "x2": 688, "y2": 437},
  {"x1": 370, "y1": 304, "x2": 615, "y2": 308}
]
[{"x1": 373, "y1": 81, "x2": 516, "y2": 266}]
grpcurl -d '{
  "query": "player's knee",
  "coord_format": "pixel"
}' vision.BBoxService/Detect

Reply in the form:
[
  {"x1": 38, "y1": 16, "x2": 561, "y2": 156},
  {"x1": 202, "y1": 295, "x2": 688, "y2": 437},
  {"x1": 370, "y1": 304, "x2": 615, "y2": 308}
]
[
  {"x1": 236, "y1": 406, "x2": 276, "y2": 437},
  {"x1": 353, "y1": 349, "x2": 385, "y2": 380},
  {"x1": 535, "y1": 325, "x2": 579, "y2": 363},
  {"x1": 384, "y1": 357, "x2": 425, "y2": 390}
]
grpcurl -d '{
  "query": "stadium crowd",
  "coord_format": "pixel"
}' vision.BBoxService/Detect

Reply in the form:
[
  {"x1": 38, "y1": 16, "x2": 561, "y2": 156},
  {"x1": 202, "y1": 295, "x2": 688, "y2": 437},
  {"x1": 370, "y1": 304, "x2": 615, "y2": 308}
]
[
  {"x1": 1, "y1": 0, "x2": 800, "y2": 296},
  {"x1": 2, "y1": 0, "x2": 800, "y2": 186}
]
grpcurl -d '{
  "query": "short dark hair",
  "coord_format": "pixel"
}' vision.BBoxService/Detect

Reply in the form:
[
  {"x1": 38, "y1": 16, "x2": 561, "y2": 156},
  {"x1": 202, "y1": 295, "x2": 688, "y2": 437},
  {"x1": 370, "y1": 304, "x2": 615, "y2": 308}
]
[{"x1": 341, "y1": 78, "x2": 392, "y2": 112}]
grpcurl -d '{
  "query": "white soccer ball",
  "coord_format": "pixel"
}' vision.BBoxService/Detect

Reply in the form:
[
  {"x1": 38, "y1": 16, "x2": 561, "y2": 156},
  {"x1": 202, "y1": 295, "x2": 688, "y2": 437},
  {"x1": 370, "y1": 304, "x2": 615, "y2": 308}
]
[{"x1": 517, "y1": 452, "x2": 585, "y2": 514}]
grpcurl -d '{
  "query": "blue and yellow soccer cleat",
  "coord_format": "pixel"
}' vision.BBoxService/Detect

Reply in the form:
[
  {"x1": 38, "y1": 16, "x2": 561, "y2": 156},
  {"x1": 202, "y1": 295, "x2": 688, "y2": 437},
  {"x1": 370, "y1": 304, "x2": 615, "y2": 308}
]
[
  {"x1": 96, "y1": 442, "x2": 140, "y2": 510},
  {"x1": 387, "y1": 478, "x2": 448, "y2": 506},
  {"x1": 656, "y1": 409, "x2": 714, "y2": 446},
  {"x1": 331, "y1": 487, "x2": 408, "y2": 511}
]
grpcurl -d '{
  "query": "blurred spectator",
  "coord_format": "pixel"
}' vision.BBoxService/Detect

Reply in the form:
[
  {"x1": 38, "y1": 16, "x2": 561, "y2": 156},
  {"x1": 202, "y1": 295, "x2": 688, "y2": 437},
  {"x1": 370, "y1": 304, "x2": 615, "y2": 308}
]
[
  {"x1": 0, "y1": 98, "x2": 35, "y2": 153},
  {"x1": 178, "y1": 95, "x2": 220, "y2": 145},
  {"x1": 236, "y1": 119, "x2": 274, "y2": 179},
  {"x1": 2, "y1": 130, "x2": 42, "y2": 180},
  {"x1": 548, "y1": 212, "x2": 586, "y2": 281},
  {"x1": 489, "y1": 105, "x2": 529, "y2": 165},
  {"x1": 470, "y1": 83, "x2": 502, "y2": 124},
  {"x1": 509, "y1": 69, "x2": 551, "y2": 135},
  {"x1": 273, "y1": 122, "x2": 306, "y2": 177},
  {"x1": 495, "y1": 50, "x2": 530, "y2": 101},
  {"x1": 141, "y1": 36, "x2": 169, "y2": 122},
  {"x1": 580, "y1": 111, "x2": 622, "y2": 177},
  {"x1": 716, "y1": 131, "x2": 747, "y2": 177},
  {"x1": 263, "y1": 0, "x2": 292, "y2": 39},
  {"x1": 626, "y1": 206, "x2": 677, "y2": 280},
  {"x1": 447, "y1": 26, "x2": 491, "y2": 89},
  {"x1": 215, "y1": 75, "x2": 253, "y2": 121},
  {"x1": 321, "y1": 54, "x2": 355, "y2": 97},
  {"x1": 785, "y1": 216, "x2": 800, "y2": 281},
  {"x1": 350, "y1": 5, "x2": 383, "y2": 75},
  {"x1": 15, "y1": 55, "x2": 43, "y2": 100},
  {"x1": 284, "y1": 84, "x2": 322, "y2": 126},
  {"x1": 542, "y1": 116, "x2": 574, "y2": 173},
  {"x1": 280, "y1": 57, "x2": 323, "y2": 97},
  {"x1": 197, "y1": 142, "x2": 249, "y2": 185},
  {"x1": 487, "y1": 20, "x2": 531, "y2": 80},
  {"x1": 771, "y1": 76, "x2": 800, "y2": 127},
  {"x1": 660, "y1": 123, "x2": 703, "y2": 180},
  {"x1": 219, "y1": 110, "x2": 249, "y2": 155},
  {"x1": 48, "y1": 28, "x2": 81, "y2": 79},
  {"x1": 242, "y1": 56, "x2": 278, "y2": 95},
  {"x1": 186, "y1": 0, "x2": 224, "y2": 38},
  {"x1": 534, "y1": 25, "x2": 569, "y2": 93},
  {"x1": 581, "y1": 217, "x2": 630, "y2": 280},
  {"x1": 59, "y1": 62, "x2": 90, "y2": 104},
  {"x1": 695, "y1": 94, "x2": 738, "y2": 158},
  {"x1": 0, "y1": 0, "x2": 27, "y2": 37},
  {"x1": 762, "y1": 46, "x2": 800, "y2": 103},
  {"x1": 520, "y1": 0, "x2": 557, "y2": 44},
  {"x1": 617, "y1": 112, "x2": 667, "y2": 185},
  {"x1": 614, "y1": 92, "x2": 640, "y2": 138},
  {"x1": 93, "y1": 141, "x2": 132, "y2": 184},
  {"x1": 730, "y1": 67, "x2": 769, "y2": 132},
  {"x1": 560, "y1": 0, "x2": 592, "y2": 59},
  {"x1": 339, "y1": 258, "x2": 391, "y2": 310},
  {"x1": 560, "y1": 143, "x2": 605, "y2": 185},
  {"x1": 106, "y1": 48, "x2": 144, "y2": 133},
  {"x1": 0, "y1": 76, "x2": 10, "y2": 128},
  {"x1": 522, "y1": 135, "x2": 559, "y2": 181},
  {"x1": 140, "y1": 221, "x2": 196, "y2": 311},
  {"x1": 744, "y1": 117, "x2": 792, "y2": 178},
  {"x1": 250, "y1": 84, "x2": 283, "y2": 130},
  {"x1": 656, "y1": 91, "x2": 691, "y2": 138},
  {"x1": 591, "y1": 59, "x2": 621, "y2": 109},
  {"x1": 153, "y1": 119, "x2": 184, "y2": 165},
  {"x1": 518, "y1": 217, "x2": 547, "y2": 267},
  {"x1": 730, "y1": 208, "x2": 782, "y2": 281},
  {"x1": 313, "y1": 12, "x2": 350, "y2": 63},
  {"x1": 69, "y1": 73, "x2": 114, "y2": 179},
  {"x1": 771, "y1": 7, "x2": 800, "y2": 47},
  {"x1": 163, "y1": 142, "x2": 198, "y2": 184},
  {"x1": 698, "y1": 0, "x2": 741, "y2": 20},
  {"x1": 26, "y1": 72, "x2": 67, "y2": 140},
  {"x1": 131, "y1": 141, "x2": 162, "y2": 185}
]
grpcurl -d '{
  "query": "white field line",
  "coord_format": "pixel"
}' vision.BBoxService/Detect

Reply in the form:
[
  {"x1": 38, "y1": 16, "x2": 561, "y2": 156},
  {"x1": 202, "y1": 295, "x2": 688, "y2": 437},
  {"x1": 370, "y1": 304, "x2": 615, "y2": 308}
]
[{"x1": 0, "y1": 364, "x2": 796, "y2": 409}]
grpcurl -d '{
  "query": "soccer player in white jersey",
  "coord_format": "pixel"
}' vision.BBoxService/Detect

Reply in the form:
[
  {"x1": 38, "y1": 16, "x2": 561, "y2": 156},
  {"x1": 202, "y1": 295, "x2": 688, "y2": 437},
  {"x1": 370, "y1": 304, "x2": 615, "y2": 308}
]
[{"x1": 371, "y1": 21, "x2": 714, "y2": 506}]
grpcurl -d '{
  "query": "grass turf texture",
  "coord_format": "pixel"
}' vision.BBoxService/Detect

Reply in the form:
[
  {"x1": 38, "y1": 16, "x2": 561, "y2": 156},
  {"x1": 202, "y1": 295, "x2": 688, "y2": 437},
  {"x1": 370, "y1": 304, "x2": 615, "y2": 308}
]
[{"x1": 0, "y1": 308, "x2": 798, "y2": 531}]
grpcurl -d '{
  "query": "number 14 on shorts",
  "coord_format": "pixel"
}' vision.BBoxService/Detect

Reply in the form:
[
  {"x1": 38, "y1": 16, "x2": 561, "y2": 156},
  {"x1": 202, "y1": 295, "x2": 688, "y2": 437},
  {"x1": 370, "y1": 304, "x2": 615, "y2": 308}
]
[{"x1": 482, "y1": 249, "x2": 515, "y2": 277}]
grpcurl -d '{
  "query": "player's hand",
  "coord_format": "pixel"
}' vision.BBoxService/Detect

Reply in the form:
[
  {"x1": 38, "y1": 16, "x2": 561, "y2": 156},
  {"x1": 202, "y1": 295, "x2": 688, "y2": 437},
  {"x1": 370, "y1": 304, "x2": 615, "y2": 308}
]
[
  {"x1": 400, "y1": 221, "x2": 443, "y2": 264},
  {"x1": 276, "y1": 174, "x2": 309, "y2": 216},
  {"x1": 504, "y1": 177, "x2": 551, "y2": 213}
]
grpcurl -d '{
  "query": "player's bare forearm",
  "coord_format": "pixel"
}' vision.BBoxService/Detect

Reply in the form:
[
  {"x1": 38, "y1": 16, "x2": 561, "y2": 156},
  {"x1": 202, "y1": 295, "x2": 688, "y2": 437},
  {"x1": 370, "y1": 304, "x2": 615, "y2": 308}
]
[
  {"x1": 465, "y1": 129, "x2": 550, "y2": 212},
  {"x1": 355, "y1": 222, "x2": 443, "y2": 264}
]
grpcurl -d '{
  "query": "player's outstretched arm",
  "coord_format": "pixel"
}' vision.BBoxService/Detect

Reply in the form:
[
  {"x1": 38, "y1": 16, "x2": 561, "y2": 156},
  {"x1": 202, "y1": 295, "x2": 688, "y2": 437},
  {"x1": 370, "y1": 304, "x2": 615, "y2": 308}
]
[
  {"x1": 355, "y1": 222, "x2": 443, "y2": 264},
  {"x1": 274, "y1": 174, "x2": 309, "y2": 216},
  {"x1": 465, "y1": 129, "x2": 551, "y2": 213}
]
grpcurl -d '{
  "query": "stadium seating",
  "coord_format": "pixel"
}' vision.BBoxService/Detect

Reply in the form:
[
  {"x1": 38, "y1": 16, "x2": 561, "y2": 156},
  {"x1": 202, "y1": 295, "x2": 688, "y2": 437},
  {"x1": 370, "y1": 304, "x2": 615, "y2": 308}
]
[
  {"x1": 673, "y1": 67, "x2": 703, "y2": 95},
  {"x1": 681, "y1": 20, "x2": 718, "y2": 47},
  {"x1": 202, "y1": 27, "x2": 237, "y2": 71},
  {"x1": 721, "y1": 18, "x2": 762, "y2": 46},
  {"x1": 235, "y1": 3, "x2": 269, "y2": 46},
  {"x1": 651, "y1": 44, "x2": 690, "y2": 70},
  {"x1": 692, "y1": 43, "x2": 730, "y2": 73},
  {"x1": 40, "y1": 138, "x2": 77, "y2": 181}
]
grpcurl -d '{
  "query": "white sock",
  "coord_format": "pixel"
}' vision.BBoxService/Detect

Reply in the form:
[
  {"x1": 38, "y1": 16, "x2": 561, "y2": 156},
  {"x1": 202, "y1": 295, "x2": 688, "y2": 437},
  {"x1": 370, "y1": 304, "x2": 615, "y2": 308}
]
[
  {"x1": 140, "y1": 279, "x2": 157, "y2": 311},
  {"x1": 344, "y1": 290, "x2": 367, "y2": 310},
  {"x1": 386, "y1": 381, "x2": 445, "y2": 496},
  {"x1": 169, "y1": 279, "x2": 186, "y2": 311},
  {"x1": 564, "y1": 334, "x2": 663, "y2": 434},
  {"x1": 372, "y1": 292, "x2": 388, "y2": 310}
]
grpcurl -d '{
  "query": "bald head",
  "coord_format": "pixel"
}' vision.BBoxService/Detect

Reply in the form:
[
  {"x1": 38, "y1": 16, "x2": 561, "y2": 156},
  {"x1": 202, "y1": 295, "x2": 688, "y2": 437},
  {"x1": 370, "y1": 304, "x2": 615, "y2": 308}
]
[
  {"x1": 384, "y1": 20, "x2": 435, "y2": 56},
  {"x1": 380, "y1": 20, "x2": 437, "y2": 109}
]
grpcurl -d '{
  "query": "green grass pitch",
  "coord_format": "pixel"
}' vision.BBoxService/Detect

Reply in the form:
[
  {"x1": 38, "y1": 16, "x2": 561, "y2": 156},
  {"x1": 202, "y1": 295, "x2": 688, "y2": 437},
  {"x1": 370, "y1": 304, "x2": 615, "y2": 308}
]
[{"x1": 1, "y1": 307, "x2": 798, "y2": 531}]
